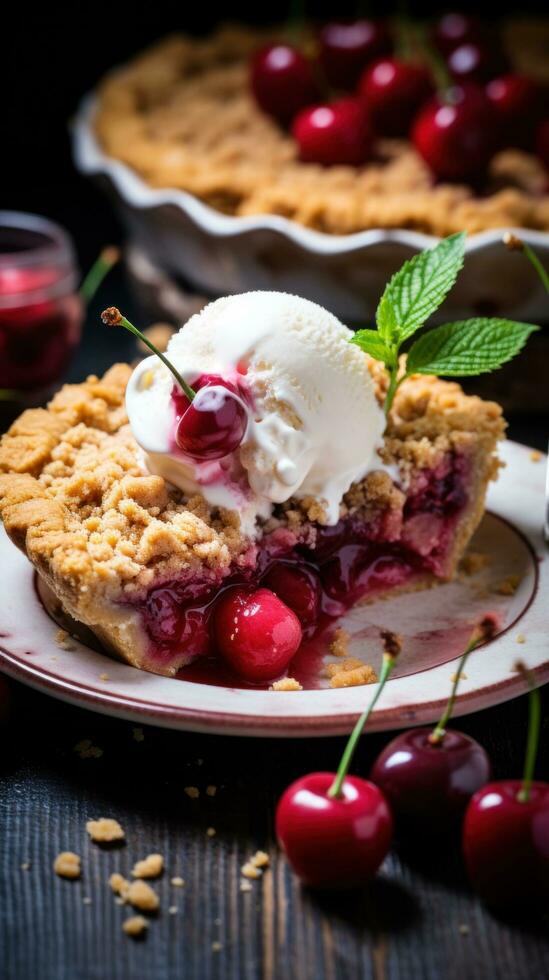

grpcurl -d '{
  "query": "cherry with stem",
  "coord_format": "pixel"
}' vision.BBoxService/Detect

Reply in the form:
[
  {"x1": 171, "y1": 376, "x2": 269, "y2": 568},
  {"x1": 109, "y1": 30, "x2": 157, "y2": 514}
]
[
  {"x1": 463, "y1": 662, "x2": 549, "y2": 910},
  {"x1": 275, "y1": 631, "x2": 400, "y2": 888},
  {"x1": 503, "y1": 233, "x2": 549, "y2": 294},
  {"x1": 370, "y1": 616, "x2": 495, "y2": 836},
  {"x1": 101, "y1": 308, "x2": 248, "y2": 461}
]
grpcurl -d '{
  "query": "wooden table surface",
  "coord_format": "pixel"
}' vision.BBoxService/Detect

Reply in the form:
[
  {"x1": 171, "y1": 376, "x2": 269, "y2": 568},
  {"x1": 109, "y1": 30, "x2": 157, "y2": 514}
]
[{"x1": 1, "y1": 274, "x2": 549, "y2": 980}]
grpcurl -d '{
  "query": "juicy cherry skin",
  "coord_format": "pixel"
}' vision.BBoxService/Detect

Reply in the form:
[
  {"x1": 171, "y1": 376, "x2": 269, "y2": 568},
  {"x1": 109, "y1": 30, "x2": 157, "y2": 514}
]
[
  {"x1": 370, "y1": 728, "x2": 492, "y2": 835},
  {"x1": 412, "y1": 85, "x2": 497, "y2": 182},
  {"x1": 261, "y1": 562, "x2": 321, "y2": 633},
  {"x1": 433, "y1": 13, "x2": 482, "y2": 56},
  {"x1": 213, "y1": 587, "x2": 302, "y2": 683},
  {"x1": 486, "y1": 75, "x2": 542, "y2": 150},
  {"x1": 293, "y1": 98, "x2": 373, "y2": 166},
  {"x1": 318, "y1": 20, "x2": 393, "y2": 91},
  {"x1": 359, "y1": 59, "x2": 434, "y2": 138},
  {"x1": 276, "y1": 772, "x2": 393, "y2": 888},
  {"x1": 447, "y1": 42, "x2": 508, "y2": 85},
  {"x1": 463, "y1": 781, "x2": 549, "y2": 909},
  {"x1": 175, "y1": 375, "x2": 248, "y2": 461},
  {"x1": 250, "y1": 44, "x2": 319, "y2": 125}
]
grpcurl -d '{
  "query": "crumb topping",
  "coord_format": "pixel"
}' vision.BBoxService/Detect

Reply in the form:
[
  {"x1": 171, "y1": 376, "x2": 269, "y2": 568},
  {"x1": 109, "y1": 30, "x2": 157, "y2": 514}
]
[
  {"x1": 53, "y1": 852, "x2": 81, "y2": 879},
  {"x1": 131, "y1": 854, "x2": 164, "y2": 878},
  {"x1": 269, "y1": 677, "x2": 303, "y2": 691},
  {"x1": 94, "y1": 25, "x2": 549, "y2": 237},
  {"x1": 123, "y1": 915, "x2": 149, "y2": 937},
  {"x1": 126, "y1": 879, "x2": 160, "y2": 912},
  {"x1": 86, "y1": 817, "x2": 125, "y2": 843}
]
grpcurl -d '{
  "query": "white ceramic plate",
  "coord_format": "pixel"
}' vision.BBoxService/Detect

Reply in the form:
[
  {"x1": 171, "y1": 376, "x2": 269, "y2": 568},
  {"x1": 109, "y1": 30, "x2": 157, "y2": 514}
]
[
  {"x1": 0, "y1": 441, "x2": 546, "y2": 737},
  {"x1": 73, "y1": 98, "x2": 549, "y2": 323}
]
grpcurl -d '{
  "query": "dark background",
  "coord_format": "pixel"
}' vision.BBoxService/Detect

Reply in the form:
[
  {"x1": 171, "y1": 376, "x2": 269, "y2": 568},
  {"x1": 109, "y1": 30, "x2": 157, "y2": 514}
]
[{"x1": 6, "y1": 1, "x2": 549, "y2": 272}]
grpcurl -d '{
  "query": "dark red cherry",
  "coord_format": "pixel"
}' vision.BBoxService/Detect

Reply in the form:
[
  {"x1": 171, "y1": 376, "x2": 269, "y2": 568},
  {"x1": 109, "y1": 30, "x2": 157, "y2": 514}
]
[
  {"x1": 447, "y1": 42, "x2": 509, "y2": 85},
  {"x1": 412, "y1": 84, "x2": 497, "y2": 182},
  {"x1": 318, "y1": 20, "x2": 392, "y2": 91},
  {"x1": 212, "y1": 586, "x2": 302, "y2": 683},
  {"x1": 293, "y1": 98, "x2": 373, "y2": 166},
  {"x1": 486, "y1": 75, "x2": 542, "y2": 150},
  {"x1": 537, "y1": 119, "x2": 549, "y2": 171},
  {"x1": 370, "y1": 727, "x2": 491, "y2": 835},
  {"x1": 463, "y1": 780, "x2": 549, "y2": 909},
  {"x1": 175, "y1": 377, "x2": 248, "y2": 461},
  {"x1": 145, "y1": 588, "x2": 184, "y2": 645},
  {"x1": 359, "y1": 59, "x2": 434, "y2": 138},
  {"x1": 433, "y1": 13, "x2": 482, "y2": 56},
  {"x1": 250, "y1": 44, "x2": 319, "y2": 125},
  {"x1": 261, "y1": 562, "x2": 321, "y2": 632},
  {"x1": 276, "y1": 772, "x2": 392, "y2": 888}
]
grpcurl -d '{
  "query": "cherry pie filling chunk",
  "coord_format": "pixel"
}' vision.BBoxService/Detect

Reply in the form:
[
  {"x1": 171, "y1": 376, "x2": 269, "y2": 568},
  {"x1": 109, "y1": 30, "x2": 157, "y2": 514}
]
[{"x1": 136, "y1": 448, "x2": 472, "y2": 680}]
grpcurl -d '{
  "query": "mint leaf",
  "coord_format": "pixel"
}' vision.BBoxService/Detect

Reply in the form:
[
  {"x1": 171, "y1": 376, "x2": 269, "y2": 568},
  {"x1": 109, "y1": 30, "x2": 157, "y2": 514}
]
[
  {"x1": 376, "y1": 233, "x2": 466, "y2": 344},
  {"x1": 406, "y1": 318, "x2": 539, "y2": 377},
  {"x1": 351, "y1": 329, "x2": 394, "y2": 366}
]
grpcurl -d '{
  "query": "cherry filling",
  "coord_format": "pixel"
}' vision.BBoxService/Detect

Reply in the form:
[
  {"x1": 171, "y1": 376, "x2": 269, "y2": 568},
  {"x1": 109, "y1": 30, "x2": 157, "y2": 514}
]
[{"x1": 135, "y1": 452, "x2": 471, "y2": 685}]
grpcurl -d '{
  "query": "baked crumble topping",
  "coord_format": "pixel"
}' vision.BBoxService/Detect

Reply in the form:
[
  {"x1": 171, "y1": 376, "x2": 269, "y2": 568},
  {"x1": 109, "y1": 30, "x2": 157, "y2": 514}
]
[
  {"x1": 131, "y1": 854, "x2": 164, "y2": 878},
  {"x1": 94, "y1": 25, "x2": 549, "y2": 237},
  {"x1": 53, "y1": 852, "x2": 81, "y2": 879},
  {"x1": 123, "y1": 915, "x2": 149, "y2": 937},
  {"x1": 86, "y1": 817, "x2": 125, "y2": 843}
]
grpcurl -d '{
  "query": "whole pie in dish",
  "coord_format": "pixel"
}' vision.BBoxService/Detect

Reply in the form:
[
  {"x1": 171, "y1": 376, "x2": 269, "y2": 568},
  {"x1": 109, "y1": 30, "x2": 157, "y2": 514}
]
[
  {"x1": 0, "y1": 291, "x2": 505, "y2": 683},
  {"x1": 93, "y1": 23, "x2": 549, "y2": 237}
]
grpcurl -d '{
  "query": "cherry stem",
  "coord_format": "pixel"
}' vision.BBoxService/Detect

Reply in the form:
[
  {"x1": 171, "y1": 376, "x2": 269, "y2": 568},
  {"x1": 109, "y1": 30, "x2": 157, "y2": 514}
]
[
  {"x1": 503, "y1": 234, "x2": 549, "y2": 293},
  {"x1": 429, "y1": 630, "x2": 484, "y2": 745},
  {"x1": 80, "y1": 246, "x2": 120, "y2": 305},
  {"x1": 328, "y1": 638, "x2": 400, "y2": 799},
  {"x1": 515, "y1": 662, "x2": 541, "y2": 804},
  {"x1": 101, "y1": 308, "x2": 196, "y2": 402}
]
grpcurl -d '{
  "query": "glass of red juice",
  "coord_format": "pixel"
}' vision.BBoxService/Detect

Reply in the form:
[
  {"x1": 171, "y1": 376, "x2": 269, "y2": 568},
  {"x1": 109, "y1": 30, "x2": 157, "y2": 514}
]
[{"x1": 0, "y1": 211, "x2": 83, "y2": 396}]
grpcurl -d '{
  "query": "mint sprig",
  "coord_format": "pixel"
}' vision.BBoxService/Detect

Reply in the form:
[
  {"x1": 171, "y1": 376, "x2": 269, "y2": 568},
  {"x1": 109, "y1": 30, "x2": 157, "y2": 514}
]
[{"x1": 352, "y1": 234, "x2": 539, "y2": 414}]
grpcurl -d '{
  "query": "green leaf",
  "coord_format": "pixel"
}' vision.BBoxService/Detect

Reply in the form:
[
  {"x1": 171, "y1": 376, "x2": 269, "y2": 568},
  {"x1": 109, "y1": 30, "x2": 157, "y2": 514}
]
[
  {"x1": 376, "y1": 233, "x2": 466, "y2": 344},
  {"x1": 351, "y1": 329, "x2": 394, "y2": 366},
  {"x1": 406, "y1": 318, "x2": 539, "y2": 377}
]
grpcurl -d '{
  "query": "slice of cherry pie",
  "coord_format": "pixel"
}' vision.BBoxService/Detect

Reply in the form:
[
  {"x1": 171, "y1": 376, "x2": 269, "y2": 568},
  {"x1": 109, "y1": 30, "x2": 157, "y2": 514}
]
[{"x1": 0, "y1": 355, "x2": 504, "y2": 681}]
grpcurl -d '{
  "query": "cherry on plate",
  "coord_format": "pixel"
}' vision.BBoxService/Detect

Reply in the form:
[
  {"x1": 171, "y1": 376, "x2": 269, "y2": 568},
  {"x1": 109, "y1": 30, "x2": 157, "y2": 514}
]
[
  {"x1": 318, "y1": 19, "x2": 392, "y2": 91},
  {"x1": 463, "y1": 780, "x2": 549, "y2": 909},
  {"x1": 412, "y1": 84, "x2": 497, "y2": 182},
  {"x1": 371, "y1": 728, "x2": 491, "y2": 835},
  {"x1": 212, "y1": 586, "x2": 302, "y2": 682},
  {"x1": 293, "y1": 98, "x2": 373, "y2": 167},
  {"x1": 175, "y1": 377, "x2": 248, "y2": 461},
  {"x1": 486, "y1": 75, "x2": 542, "y2": 150},
  {"x1": 276, "y1": 772, "x2": 392, "y2": 888},
  {"x1": 359, "y1": 59, "x2": 434, "y2": 138},
  {"x1": 250, "y1": 44, "x2": 319, "y2": 125}
]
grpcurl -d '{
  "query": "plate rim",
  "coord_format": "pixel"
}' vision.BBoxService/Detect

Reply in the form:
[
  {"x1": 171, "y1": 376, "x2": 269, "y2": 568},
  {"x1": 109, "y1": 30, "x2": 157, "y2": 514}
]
[{"x1": 0, "y1": 439, "x2": 547, "y2": 737}]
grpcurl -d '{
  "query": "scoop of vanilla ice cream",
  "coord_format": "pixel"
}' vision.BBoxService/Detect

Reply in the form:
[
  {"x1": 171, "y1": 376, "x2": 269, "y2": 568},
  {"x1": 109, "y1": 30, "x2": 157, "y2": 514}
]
[{"x1": 126, "y1": 292, "x2": 386, "y2": 532}]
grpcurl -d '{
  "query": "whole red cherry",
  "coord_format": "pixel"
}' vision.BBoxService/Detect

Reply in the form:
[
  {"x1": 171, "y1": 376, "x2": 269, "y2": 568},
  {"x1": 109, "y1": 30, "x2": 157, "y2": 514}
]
[
  {"x1": 175, "y1": 375, "x2": 248, "y2": 461},
  {"x1": 447, "y1": 42, "x2": 509, "y2": 85},
  {"x1": 371, "y1": 728, "x2": 491, "y2": 835},
  {"x1": 537, "y1": 119, "x2": 549, "y2": 171},
  {"x1": 359, "y1": 59, "x2": 434, "y2": 138},
  {"x1": 463, "y1": 780, "x2": 549, "y2": 909},
  {"x1": 433, "y1": 13, "x2": 482, "y2": 56},
  {"x1": 486, "y1": 75, "x2": 542, "y2": 150},
  {"x1": 276, "y1": 772, "x2": 392, "y2": 888},
  {"x1": 293, "y1": 98, "x2": 373, "y2": 166},
  {"x1": 412, "y1": 84, "x2": 497, "y2": 182},
  {"x1": 318, "y1": 20, "x2": 392, "y2": 90},
  {"x1": 463, "y1": 667, "x2": 549, "y2": 910},
  {"x1": 212, "y1": 586, "x2": 302, "y2": 682},
  {"x1": 250, "y1": 44, "x2": 319, "y2": 125}
]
